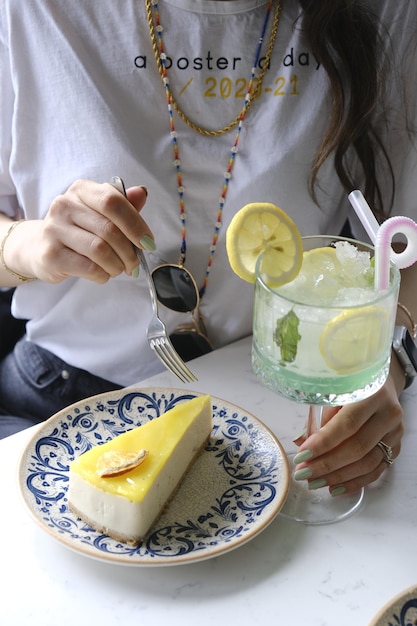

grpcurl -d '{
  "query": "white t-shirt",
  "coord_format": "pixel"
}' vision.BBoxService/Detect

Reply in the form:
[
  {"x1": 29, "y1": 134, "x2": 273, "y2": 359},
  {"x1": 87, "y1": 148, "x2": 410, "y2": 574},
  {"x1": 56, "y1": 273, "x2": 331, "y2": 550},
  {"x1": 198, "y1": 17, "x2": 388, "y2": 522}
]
[{"x1": 1, "y1": 0, "x2": 416, "y2": 384}]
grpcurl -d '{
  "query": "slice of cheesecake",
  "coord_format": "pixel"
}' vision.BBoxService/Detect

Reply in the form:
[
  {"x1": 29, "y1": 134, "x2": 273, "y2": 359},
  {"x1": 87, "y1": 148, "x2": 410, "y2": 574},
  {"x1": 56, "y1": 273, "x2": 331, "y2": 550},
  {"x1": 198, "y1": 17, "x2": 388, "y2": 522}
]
[{"x1": 68, "y1": 394, "x2": 212, "y2": 544}]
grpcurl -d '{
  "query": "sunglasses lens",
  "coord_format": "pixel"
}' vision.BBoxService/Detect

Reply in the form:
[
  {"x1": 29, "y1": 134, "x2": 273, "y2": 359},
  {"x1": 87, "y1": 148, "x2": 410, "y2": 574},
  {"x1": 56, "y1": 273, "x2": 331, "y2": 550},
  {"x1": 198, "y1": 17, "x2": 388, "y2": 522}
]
[
  {"x1": 152, "y1": 265, "x2": 198, "y2": 312},
  {"x1": 170, "y1": 330, "x2": 213, "y2": 362},
  {"x1": 151, "y1": 263, "x2": 212, "y2": 361}
]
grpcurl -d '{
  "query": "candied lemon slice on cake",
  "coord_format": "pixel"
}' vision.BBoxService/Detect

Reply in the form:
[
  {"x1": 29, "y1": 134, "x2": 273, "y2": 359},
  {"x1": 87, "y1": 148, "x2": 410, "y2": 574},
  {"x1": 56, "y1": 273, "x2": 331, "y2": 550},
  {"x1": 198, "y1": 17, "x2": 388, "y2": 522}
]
[
  {"x1": 226, "y1": 202, "x2": 303, "y2": 286},
  {"x1": 319, "y1": 306, "x2": 389, "y2": 374},
  {"x1": 96, "y1": 449, "x2": 148, "y2": 478}
]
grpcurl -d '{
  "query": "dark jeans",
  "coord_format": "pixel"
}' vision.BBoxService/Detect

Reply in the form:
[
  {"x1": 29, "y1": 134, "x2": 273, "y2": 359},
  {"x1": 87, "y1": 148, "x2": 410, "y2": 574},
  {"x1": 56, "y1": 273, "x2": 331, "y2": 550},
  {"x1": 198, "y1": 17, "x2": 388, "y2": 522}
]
[
  {"x1": 0, "y1": 288, "x2": 26, "y2": 359},
  {"x1": 0, "y1": 339, "x2": 122, "y2": 439}
]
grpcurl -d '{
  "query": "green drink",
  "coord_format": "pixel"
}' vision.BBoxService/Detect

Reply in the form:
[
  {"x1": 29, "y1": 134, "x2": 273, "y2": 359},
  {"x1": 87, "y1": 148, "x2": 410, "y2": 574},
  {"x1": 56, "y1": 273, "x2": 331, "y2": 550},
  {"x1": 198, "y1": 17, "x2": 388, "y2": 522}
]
[{"x1": 252, "y1": 236, "x2": 400, "y2": 406}]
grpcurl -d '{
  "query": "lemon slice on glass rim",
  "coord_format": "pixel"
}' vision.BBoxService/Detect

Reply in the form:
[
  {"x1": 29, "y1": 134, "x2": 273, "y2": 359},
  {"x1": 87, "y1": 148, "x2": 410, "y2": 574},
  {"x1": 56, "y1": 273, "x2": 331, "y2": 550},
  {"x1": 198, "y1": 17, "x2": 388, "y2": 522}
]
[
  {"x1": 319, "y1": 306, "x2": 390, "y2": 374},
  {"x1": 226, "y1": 202, "x2": 303, "y2": 287}
]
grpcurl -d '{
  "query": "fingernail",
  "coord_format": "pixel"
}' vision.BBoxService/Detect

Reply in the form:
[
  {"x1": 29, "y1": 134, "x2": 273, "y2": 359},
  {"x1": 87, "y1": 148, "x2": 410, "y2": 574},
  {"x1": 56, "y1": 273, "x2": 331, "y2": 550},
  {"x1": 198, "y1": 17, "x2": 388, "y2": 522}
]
[
  {"x1": 293, "y1": 449, "x2": 314, "y2": 464},
  {"x1": 131, "y1": 264, "x2": 140, "y2": 278},
  {"x1": 140, "y1": 185, "x2": 148, "y2": 197},
  {"x1": 308, "y1": 478, "x2": 327, "y2": 490},
  {"x1": 331, "y1": 486, "x2": 346, "y2": 497},
  {"x1": 294, "y1": 467, "x2": 313, "y2": 481},
  {"x1": 293, "y1": 428, "x2": 307, "y2": 443},
  {"x1": 139, "y1": 234, "x2": 156, "y2": 251}
]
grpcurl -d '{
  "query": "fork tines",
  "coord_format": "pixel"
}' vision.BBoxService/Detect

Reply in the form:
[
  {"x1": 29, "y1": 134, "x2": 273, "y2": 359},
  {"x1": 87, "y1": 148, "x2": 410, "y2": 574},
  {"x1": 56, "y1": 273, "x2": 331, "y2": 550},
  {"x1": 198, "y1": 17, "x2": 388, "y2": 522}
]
[{"x1": 150, "y1": 338, "x2": 198, "y2": 383}]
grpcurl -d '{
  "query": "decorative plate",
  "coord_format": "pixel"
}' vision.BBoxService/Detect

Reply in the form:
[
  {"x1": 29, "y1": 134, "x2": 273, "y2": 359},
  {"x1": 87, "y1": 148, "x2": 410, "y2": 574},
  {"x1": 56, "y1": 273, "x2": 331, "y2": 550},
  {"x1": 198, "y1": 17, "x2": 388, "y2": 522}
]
[
  {"x1": 369, "y1": 585, "x2": 417, "y2": 626},
  {"x1": 18, "y1": 388, "x2": 289, "y2": 566}
]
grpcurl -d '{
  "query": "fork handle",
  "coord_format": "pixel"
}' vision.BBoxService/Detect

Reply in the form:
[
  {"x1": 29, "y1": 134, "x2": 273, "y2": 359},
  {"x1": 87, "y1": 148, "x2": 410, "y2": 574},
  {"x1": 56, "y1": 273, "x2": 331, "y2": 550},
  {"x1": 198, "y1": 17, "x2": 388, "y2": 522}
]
[
  {"x1": 136, "y1": 248, "x2": 160, "y2": 315},
  {"x1": 109, "y1": 176, "x2": 160, "y2": 317}
]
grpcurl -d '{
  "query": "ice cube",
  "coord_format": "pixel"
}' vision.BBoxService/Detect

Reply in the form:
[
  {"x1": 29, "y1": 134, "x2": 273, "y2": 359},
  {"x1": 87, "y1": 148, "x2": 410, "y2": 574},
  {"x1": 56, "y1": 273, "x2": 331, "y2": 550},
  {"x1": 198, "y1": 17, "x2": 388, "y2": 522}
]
[
  {"x1": 334, "y1": 287, "x2": 379, "y2": 306},
  {"x1": 334, "y1": 242, "x2": 373, "y2": 287}
]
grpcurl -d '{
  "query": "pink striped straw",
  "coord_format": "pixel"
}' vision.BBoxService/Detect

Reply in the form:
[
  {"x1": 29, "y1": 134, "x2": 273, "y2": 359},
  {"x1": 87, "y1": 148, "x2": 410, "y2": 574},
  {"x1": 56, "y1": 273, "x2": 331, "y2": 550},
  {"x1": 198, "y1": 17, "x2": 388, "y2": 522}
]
[
  {"x1": 348, "y1": 190, "x2": 417, "y2": 290},
  {"x1": 375, "y1": 215, "x2": 417, "y2": 290}
]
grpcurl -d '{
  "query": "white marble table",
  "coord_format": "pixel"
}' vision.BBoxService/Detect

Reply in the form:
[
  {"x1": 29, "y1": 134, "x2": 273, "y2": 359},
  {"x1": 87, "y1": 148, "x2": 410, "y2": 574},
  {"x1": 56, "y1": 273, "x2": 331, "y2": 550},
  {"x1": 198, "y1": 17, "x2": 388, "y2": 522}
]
[{"x1": 2, "y1": 336, "x2": 416, "y2": 626}]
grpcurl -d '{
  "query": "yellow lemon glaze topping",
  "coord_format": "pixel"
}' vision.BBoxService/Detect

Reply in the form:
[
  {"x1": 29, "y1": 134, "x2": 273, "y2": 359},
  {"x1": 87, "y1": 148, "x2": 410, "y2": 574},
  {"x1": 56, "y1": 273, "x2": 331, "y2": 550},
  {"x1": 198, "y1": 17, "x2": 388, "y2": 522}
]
[{"x1": 70, "y1": 395, "x2": 212, "y2": 501}]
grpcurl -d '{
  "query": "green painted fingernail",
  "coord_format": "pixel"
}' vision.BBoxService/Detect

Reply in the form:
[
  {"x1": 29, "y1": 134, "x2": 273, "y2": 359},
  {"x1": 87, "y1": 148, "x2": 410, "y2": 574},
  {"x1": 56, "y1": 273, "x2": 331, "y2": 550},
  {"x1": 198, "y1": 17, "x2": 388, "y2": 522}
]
[
  {"x1": 331, "y1": 486, "x2": 346, "y2": 497},
  {"x1": 139, "y1": 234, "x2": 156, "y2": 251},
  {"x1": 308, "y1": 478, "x2": 327, "y2": 490},
  {"x1": 293, "y1": 449, "x2": 314, "y2": 464},
  {"x1": 294, "y1": 467, "x2": 313, "y2": 481},
  {"x1": 131, "y1": 265, "x2": 140, "y2": 278}
]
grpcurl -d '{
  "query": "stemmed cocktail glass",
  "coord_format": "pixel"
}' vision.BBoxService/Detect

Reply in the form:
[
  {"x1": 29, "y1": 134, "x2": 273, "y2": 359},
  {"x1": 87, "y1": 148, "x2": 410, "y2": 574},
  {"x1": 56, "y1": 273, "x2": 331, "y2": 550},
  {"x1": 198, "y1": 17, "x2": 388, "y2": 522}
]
[{"x1": 252, "y1": 235, "x2": 400, "y2": 524}]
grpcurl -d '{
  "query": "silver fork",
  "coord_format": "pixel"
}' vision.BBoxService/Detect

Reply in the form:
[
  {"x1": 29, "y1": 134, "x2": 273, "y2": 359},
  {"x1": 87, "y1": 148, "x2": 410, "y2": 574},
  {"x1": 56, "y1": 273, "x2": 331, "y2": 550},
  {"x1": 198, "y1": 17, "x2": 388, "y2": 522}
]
[{"x1": 110, "y1": 176, "x2": 198, "y2": 383}]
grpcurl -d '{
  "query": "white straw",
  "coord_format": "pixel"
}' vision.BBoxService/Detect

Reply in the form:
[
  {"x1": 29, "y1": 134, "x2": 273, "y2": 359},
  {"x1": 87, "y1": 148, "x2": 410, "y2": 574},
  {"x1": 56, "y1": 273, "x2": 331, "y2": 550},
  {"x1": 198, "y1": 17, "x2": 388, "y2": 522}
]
[{"x1": 348, "y1": 190, "x2": 380, "y2": 243}]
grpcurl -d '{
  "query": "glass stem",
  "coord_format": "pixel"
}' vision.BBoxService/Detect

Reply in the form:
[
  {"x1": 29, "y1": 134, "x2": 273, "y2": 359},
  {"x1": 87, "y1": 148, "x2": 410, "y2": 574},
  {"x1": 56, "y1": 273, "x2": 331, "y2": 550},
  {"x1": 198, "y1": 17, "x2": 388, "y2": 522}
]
[{"x1": 307, "y1": 405, "x2": 323, "y2": 436}]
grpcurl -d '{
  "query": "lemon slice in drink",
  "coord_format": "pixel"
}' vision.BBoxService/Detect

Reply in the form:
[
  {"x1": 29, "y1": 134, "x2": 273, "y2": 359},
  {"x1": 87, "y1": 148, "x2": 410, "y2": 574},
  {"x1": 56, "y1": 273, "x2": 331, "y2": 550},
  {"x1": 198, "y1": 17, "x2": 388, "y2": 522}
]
[
  {"x1": 226, "y1": 202, "x2": 303, "y2": 286},
  {"x1": 319, "y1": 306, "x2": 389, "y2": 374},
  {"x1": 303, "y1": 246, "x2": 340, "y2": 272}
]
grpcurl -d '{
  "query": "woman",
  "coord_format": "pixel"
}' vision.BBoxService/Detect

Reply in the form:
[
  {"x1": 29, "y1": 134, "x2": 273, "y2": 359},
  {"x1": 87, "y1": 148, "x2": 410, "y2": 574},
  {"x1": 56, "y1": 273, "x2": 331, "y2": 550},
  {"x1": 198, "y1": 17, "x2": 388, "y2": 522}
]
[{"x1": 0, "y1": 0, "x2": 416, "y2": 497}]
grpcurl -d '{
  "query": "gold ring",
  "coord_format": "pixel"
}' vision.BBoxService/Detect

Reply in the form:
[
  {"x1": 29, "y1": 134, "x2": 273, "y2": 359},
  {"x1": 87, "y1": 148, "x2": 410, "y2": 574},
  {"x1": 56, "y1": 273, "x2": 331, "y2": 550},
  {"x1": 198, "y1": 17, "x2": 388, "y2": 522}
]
[{"x1": 377, "y1": 440, "x2": 394, "y2": 466}]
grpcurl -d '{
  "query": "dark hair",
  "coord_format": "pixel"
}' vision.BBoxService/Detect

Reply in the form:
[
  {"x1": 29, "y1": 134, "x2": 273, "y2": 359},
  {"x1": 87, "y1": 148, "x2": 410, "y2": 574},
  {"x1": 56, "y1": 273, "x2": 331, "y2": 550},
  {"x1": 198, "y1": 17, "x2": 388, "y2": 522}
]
[{"x1": 299, "y1": 0, "x2": 394, "y2": 218}]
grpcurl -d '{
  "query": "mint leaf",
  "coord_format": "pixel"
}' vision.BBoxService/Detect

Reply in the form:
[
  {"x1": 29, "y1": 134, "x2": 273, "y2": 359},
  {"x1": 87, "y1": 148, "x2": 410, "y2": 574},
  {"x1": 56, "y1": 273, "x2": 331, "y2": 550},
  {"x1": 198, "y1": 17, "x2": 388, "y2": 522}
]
[{"x1": 274, "y1": 310, "x2": 301, "y2": 364}]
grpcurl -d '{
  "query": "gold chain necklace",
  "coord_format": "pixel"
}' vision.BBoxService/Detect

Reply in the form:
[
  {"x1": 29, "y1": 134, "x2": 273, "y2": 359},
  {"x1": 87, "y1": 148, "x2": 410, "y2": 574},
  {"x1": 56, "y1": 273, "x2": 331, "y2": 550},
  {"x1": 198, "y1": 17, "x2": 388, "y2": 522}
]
[{"x1": 146, "y1": 0, "x2": 281, "y2": 136}]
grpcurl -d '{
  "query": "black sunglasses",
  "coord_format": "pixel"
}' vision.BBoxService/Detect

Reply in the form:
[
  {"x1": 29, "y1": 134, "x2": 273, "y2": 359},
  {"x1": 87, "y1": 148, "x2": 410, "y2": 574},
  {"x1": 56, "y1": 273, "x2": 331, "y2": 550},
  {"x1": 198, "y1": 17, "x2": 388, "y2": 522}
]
[{"x1": 151, "y1": 263, "x2": 213, "y2": 361}]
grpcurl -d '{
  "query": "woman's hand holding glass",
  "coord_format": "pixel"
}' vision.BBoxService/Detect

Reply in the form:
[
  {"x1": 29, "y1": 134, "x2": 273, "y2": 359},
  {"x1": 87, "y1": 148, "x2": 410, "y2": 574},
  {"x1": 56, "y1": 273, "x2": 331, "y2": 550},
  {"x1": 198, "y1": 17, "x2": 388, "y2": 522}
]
[{"x1": 292, "y1": 371, "x2": 404, "y2": 496}]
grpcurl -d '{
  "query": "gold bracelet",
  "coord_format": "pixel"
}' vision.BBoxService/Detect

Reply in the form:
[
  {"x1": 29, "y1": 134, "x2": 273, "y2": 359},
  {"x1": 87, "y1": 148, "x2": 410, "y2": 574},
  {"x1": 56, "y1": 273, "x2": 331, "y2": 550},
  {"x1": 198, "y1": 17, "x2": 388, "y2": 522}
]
[
  {"x1": 0, "y1": 220, "x2": 37, "y2": 283},
  {"x1": 397, "y1": 302, "x2": 417, "y2": 338}
]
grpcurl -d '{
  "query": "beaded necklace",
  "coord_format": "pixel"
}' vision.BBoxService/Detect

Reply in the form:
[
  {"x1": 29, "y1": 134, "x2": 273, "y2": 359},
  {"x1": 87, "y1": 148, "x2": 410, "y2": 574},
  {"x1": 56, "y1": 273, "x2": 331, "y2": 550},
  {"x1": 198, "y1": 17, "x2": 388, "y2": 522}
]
[{"x1": 146, "y1": 0, "x2": 281, "y2": 297}]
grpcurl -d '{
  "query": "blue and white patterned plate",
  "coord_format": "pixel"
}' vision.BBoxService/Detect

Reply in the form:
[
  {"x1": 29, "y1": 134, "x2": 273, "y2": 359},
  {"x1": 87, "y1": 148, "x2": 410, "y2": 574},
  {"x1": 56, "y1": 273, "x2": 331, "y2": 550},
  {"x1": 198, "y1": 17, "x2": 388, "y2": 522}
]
[
  {"x1": 18, "y1": 387, "x2": 289, "y2": 566},
  {"x1": 369, "y1": 584, "x2": 417, "y2": 626}
]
